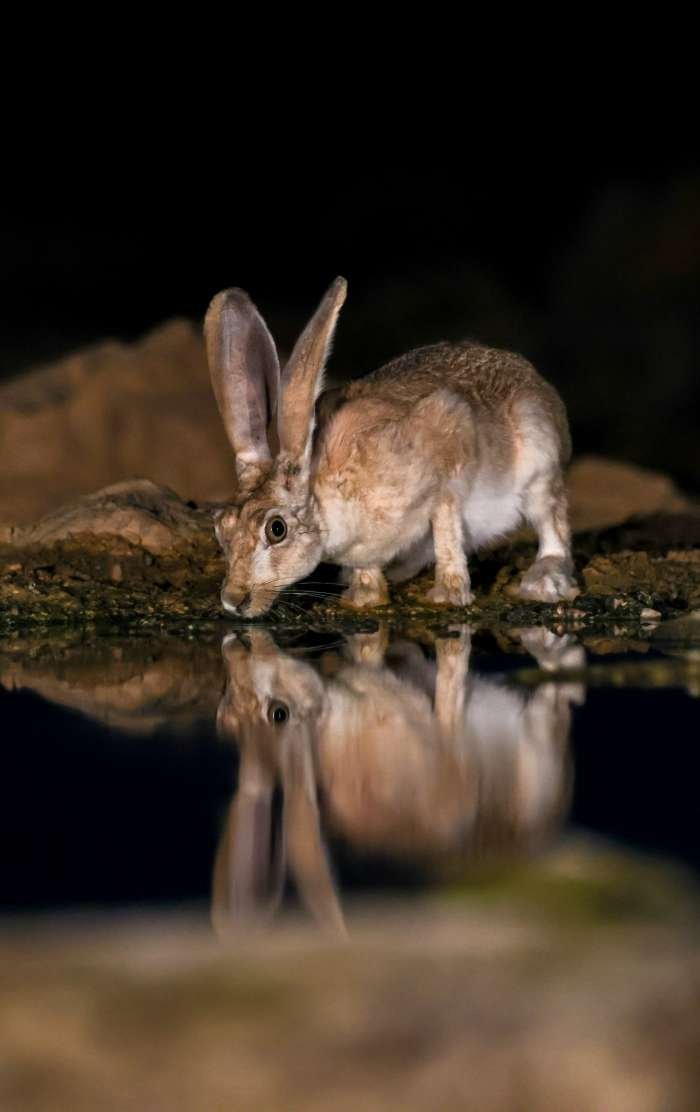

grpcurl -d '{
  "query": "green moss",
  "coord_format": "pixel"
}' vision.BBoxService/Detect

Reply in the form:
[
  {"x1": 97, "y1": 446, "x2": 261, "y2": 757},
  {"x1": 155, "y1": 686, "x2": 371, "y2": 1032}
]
[{"x1": 443, "y1": 842, "x2": 700, "y2": 927}]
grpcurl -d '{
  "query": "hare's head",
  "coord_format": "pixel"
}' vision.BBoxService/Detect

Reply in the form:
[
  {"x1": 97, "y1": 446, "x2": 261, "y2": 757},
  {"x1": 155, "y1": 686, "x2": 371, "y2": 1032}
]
[
  {"x1": 205, "y1": 278, "x2": 347, "y2": 618},
  {"x1": 217, "y1": 629, "x2": 326, "y2": 740}
]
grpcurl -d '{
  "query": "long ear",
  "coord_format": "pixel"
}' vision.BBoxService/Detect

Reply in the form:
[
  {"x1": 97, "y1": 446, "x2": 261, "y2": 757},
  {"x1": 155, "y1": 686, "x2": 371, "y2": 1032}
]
[
  {"x1": 277, "y1": 277, "x2": 347, "y2": 473},
  {"x1": 204, "y1": 288, "x2": 280, "y2": 492},
  {"x1": 211, "y1": 743, "x2": 285, "y2": 937},
  {"x1": 281, "y1": 726, "x2": 346, "y2": 936}
]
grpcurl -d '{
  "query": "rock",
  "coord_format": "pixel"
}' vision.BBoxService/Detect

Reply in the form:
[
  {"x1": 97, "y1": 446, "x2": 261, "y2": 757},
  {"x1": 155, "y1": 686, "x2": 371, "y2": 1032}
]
[
  {"x1": 0, "y1": 481, "x2": 225, "y2": 629},
  {"x1": 0, "y1": 630, "x2": 222, "y2": 733},
  {"x1": 0, "y1": 321, "x2": 237, "y2": 525},
  {"x1": 0, "y1": 479, "x2": 215, "y2": 555},
  {"x1": 567, "y1": 456, "x2": 689, "y2": 532},
  {"x1": 582, "y1": 550, "x2": 700, "y2": 609}
]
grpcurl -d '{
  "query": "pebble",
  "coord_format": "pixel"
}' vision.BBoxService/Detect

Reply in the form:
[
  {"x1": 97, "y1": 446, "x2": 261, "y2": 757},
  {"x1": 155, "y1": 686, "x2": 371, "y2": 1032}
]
[{"x1": 640, "y1": 608, "x2": 662, "y2": 620}]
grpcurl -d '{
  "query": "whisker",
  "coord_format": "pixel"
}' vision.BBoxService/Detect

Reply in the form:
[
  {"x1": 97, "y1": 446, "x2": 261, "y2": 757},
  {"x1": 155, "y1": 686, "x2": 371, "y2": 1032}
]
[
  {"x1": 261, "y1": 577, "x2": 343, "y2": 590},
  {"x1": 283, "y1": 592, "x2": 337, "y2": 603},
  {"x1": 276, "y1": 602, "x2": 307, "y2": 617}
]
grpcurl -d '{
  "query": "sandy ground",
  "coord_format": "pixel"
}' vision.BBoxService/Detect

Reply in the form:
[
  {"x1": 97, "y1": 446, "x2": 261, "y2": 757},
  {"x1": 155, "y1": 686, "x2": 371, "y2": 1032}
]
[{"x1": 1, "y1": 841, "x2": 699, "y2": 1112}]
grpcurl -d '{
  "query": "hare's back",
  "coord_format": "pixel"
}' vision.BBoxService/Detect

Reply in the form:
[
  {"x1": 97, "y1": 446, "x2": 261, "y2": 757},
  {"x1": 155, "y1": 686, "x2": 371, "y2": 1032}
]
[
  {"x1": 342, "y1": 341, "x2": 570, "y2": 461},
  {"x1": 345, "y1": 341, "x2": 547, "y2": 407}
]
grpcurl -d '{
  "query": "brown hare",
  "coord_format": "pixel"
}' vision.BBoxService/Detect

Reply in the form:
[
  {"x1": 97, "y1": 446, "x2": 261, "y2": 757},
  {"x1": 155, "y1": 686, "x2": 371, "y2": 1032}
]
[{"x1": 205, "y1": 279, "x2": 578, "y2": 618}]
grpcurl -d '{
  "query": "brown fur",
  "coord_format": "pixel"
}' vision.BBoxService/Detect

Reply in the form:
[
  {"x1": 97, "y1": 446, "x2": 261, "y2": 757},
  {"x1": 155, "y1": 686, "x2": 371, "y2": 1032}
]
[
  {"x1": 206, "y1": 280, "x2": 576, "y2": 616},
  {"x1": 212, "y1": 627, "x2": 579, "y2": 929},
  {"x1": 342, "y1": 340, "x2": 571, "y2": 464}
]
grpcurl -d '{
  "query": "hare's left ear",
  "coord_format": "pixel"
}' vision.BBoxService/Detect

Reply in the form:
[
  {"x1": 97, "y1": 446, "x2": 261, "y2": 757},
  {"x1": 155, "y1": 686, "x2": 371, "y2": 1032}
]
[
  {"x1": 277, "y1": 277, "x2": 347, "y2": 477},
  {"x1": 281, "y1": 726, "x2": 346, "y2": 935},
  {"x1": 211, "y1": 745, "x2": 285, "y2": 936}
]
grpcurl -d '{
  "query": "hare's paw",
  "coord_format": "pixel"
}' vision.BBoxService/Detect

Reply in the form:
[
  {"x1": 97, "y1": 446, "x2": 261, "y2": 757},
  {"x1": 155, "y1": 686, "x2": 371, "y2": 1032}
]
[
  {"x1": 515, "y1": 626, "x2": 585, "y2": 671},
  {"x1": 339, "y1": 568, "x2": 390, "y2": 609},
  {"x1": 517, "y1": 557, "x2": 579, "y2": 603},
  {"x1": 424, "y1": 574, "x2": 473, "y2": 608},
  {"x1": 435, "y1": 624, "x2": 472, "y2": 659},
  {"x1": 348, "y1": 627, "x2": 390, "y2": 665}
]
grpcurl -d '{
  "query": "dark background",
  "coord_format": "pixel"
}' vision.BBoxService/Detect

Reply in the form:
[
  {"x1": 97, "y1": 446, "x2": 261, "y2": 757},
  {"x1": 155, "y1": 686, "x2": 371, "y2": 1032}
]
[{"x1": 3, "y1": 132, "x2": 699, "y2": 489}]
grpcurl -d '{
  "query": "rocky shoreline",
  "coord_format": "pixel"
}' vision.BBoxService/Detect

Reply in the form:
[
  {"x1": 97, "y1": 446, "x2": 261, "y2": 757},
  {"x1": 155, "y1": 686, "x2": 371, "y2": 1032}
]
[{"x1": 0, "y1": 473, "x2": 698, "y2": 638}]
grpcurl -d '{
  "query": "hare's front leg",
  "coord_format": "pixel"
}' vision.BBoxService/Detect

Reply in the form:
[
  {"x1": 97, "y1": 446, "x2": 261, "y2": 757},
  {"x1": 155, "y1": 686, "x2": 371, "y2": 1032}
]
[
  {"x1": 424, "y1": 493, "x2": 472, "y2": 607},
  {"x1": 434, "y1": 626, "x2": 471, "y2": 736},
  {"x1": 518, "y1": 473, "x2": 579, "y2": 602},
  {"x1": 347, "y1": 625, "x2": 390, "y2": 666},
  {"x1": 340, "y1": 566, "x2": 390, "y2": 609}
]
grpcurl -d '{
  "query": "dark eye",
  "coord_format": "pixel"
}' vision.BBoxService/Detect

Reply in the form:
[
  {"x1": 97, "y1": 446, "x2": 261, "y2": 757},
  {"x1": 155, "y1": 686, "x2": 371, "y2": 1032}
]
[
  {"x1": 267, "y1": 700, "x2": 289, "y2": 726},
  {"x1": 265, "y1": 516, "x2": 287, "y2": 545}
]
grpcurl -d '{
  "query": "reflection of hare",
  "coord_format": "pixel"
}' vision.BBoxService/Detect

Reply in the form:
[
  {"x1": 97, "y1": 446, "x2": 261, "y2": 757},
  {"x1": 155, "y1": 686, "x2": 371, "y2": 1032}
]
[{"x1": 213, "y1": 628, "x2": 584, "y2": 934}]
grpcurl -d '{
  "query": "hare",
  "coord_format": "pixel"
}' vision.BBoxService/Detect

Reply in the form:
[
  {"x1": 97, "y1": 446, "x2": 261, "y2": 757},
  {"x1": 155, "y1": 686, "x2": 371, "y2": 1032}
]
[
  {"x1": 205, "y1": 278, "x2": 578, "y2": 618},
  {"x1": 212, "y1": 626, "x2": 583, "y2": 934}
]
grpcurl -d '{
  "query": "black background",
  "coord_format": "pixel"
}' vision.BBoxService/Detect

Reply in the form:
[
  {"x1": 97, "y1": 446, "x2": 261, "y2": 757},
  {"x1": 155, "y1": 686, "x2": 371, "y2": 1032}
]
[{"x1": 3, "y1": 108, "x2": 699, "y2": 488}]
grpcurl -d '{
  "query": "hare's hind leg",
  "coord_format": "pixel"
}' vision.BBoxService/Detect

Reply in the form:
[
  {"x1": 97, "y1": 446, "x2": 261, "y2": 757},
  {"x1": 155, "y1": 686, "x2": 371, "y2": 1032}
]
[
  {"x1": 518, "y1": 472, "x2": 579, "y2": 602},
  {"x1": 386, "y1": 534, "x2": 435, "y2": 584},
  {"x1": 424, "y1": 492, "x2": 472, "y2": 607}
]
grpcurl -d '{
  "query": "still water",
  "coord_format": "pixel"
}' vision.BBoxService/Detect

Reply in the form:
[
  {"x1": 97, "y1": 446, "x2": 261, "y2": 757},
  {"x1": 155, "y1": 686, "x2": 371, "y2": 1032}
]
[{"x1": 2, "y1": 622, "x2": 699, "y2": 930}]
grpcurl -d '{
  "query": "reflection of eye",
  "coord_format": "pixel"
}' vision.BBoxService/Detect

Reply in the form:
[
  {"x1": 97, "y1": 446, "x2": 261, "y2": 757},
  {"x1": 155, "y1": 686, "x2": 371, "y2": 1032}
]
[
  {"x1": 268, "y1": 700, "x2": 289, "y2": 726},
  {"x1": 265, "y1": 516, "x2": 288, "y2": 544}
]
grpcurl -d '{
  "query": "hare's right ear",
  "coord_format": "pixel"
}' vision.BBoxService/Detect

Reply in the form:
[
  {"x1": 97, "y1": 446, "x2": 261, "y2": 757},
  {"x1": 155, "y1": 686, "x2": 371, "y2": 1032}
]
[
  {"x1": 277, "y1": 277, "x2": 347, "y2": 480},
  {"x1": 205, "y1": 288, "x2": 280, "y2": 493}
]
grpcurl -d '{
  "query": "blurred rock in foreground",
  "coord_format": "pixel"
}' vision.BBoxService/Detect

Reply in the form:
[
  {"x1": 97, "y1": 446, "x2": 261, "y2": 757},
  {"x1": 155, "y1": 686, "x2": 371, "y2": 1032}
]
[{"x1": 0, "y1": 841, "x2": 699, "y2": 1112}]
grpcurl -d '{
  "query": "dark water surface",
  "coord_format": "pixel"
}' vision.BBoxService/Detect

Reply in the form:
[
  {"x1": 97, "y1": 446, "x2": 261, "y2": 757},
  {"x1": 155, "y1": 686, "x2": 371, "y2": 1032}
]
[{"x1": 2, "y1": 623, "x2": 699, "y2": 929}]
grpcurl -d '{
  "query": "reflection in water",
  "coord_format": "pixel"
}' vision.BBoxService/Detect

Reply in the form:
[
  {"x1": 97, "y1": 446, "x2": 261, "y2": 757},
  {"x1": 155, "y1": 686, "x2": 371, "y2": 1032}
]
[
  {"x1": 213, "y1": 627, "x2": 585, "y2": 935},
  {"x1": 0, "y1": 635, "x2": 223, "y2": 734}
]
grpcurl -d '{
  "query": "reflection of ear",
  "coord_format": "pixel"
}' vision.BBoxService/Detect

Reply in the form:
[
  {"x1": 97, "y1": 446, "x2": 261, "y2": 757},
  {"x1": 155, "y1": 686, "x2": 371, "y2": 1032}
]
[
  {"x1": 211, "y1": 747, "x2": 285, "y2": 937},
  {"x1": 204, "y1": 288, "x2": 280, "y2": 493},
  {"x1": 281, "y1": 725, "x2": 346, "y2": 936},
  {"x1": 277, "y1": 277, "x2": 347, "y2": 479}
]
